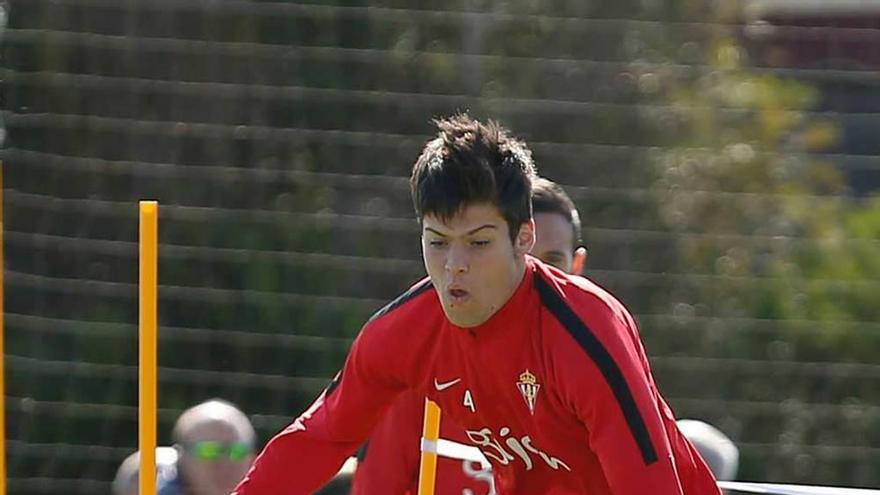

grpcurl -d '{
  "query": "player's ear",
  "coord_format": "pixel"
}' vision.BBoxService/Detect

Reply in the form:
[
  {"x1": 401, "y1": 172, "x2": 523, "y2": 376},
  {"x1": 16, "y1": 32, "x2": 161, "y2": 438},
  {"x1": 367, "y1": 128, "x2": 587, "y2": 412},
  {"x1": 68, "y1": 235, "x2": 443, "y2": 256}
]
[
  {"x1": 515, "y1": 219, "x2": 535, "y2": 256},
  {"x1": 572, "y1": 246, "x2": 587, "y2": 275}
]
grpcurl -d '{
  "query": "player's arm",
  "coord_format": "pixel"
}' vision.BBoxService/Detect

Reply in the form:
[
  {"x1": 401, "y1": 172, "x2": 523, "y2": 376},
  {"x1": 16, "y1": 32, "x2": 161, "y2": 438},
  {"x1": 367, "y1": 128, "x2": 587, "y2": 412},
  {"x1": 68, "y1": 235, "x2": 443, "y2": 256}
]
[
  {"x1": 553, "y1": 297, "x2": 691, "y2": 494},
  {"x1": 233, "y1": 322, "x2": 406, "y2": 494},
  {"x1": 350, "y1": 390, "x2": 423, "y2": 495}
]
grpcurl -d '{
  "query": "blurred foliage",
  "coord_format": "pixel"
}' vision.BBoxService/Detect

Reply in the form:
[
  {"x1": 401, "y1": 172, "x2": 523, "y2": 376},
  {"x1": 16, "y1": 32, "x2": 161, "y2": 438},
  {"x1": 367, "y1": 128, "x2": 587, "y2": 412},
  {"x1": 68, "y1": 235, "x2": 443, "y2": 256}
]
[
  {"x1": 653, "y1": 30, "x2": 880, "y2": 325},
  {"x1": 629, "y1": 5, "x2": 880, "y2": 484}
]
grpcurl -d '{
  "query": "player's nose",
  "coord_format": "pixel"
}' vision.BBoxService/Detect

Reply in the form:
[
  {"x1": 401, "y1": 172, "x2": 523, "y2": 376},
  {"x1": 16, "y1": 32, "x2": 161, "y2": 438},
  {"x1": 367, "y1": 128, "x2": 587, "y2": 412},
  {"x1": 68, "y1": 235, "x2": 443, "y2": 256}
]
[{"x1": 444, "y1": 244, "x2": 469, "y2": 274}]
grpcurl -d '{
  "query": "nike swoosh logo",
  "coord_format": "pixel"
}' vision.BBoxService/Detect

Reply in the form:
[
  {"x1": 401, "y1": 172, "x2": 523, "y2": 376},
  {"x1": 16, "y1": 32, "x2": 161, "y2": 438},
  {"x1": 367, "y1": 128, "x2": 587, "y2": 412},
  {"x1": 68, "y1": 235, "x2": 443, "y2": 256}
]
[{"x1": 433, "y1": 377, "x2": 461, "y2": 391}]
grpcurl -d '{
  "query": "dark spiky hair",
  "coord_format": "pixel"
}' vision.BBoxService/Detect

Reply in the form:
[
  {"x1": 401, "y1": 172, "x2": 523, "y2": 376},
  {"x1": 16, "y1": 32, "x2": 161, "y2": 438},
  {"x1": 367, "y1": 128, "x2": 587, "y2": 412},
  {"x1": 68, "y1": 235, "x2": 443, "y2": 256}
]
[{"x1": 410, "y1": 114, "x2": 538, "y2": 242}]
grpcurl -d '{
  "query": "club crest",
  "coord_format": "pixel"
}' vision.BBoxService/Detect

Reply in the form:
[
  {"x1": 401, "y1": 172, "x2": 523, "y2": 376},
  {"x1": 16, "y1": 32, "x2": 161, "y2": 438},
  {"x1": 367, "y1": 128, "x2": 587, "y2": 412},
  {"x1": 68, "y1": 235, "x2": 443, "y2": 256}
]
[{"x1": 517, "y1": 369, "x2": 540, "y2": 414}]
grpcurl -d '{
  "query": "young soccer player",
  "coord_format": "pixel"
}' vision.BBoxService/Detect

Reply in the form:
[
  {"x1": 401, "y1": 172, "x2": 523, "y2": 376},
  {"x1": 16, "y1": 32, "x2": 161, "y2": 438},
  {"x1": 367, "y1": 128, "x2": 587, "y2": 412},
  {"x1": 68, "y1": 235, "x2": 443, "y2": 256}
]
[
  {"x1": 234, "y1": 115, "x2": 720, "y2": 494},
  {"x1": 350, "y1": 177, "x2": 589, "y2": 495}
]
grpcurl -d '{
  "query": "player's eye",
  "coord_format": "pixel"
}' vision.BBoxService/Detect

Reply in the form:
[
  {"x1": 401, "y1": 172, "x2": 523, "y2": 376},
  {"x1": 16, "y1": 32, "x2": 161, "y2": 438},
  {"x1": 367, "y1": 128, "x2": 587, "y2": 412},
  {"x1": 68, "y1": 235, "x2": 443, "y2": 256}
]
[
  {"x1": 470, "y1": 240, "x2": 491, "y2": 247},
  {"x1": 428, "y1": 239, "x2": 448, "y2": 247}
]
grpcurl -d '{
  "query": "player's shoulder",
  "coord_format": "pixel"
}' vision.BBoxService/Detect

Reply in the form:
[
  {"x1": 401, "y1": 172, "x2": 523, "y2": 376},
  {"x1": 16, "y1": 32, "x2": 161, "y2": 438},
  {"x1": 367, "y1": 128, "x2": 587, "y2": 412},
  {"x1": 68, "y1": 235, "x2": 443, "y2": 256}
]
[
  {"x1": 363, "y1": 276, "x2": 439, "y2": 332},
  {"x1": 348, "y1": 279, "x2": 439, "y2": 388},
  {"x1": 529, "y1": 256, "x2": 632, "y2": 326},
  {"x1": 529, "y1": 259, "x2": 645, "y2": 379}
]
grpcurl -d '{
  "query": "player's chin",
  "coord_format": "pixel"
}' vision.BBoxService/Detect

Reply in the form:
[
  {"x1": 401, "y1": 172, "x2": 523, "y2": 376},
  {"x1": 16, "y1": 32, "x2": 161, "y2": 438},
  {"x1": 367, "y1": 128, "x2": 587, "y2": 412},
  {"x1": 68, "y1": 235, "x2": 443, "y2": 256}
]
[
  {"x1": 443, "y1": 306, "x2": 488, "y2": 328},
  {"x1": 443, "y1": 304, "x2": 468, "y2": 326}
]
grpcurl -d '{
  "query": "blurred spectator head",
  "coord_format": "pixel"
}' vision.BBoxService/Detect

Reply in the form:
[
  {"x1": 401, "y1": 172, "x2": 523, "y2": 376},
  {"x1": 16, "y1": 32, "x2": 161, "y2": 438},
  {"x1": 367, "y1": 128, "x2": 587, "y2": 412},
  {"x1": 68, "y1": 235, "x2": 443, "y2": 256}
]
[
  {"x1": 112, "y1": 447, "x2": 179, "y2": 495},
  {"x1": 531, "y1": 177, "x2": 587, "y2": 274},
  {"x1": 172, "y1": 399, "x2": 256, "y2": 495},
  {"x1": 677, "y1": 419, "x2": 740, "y2": 481}
]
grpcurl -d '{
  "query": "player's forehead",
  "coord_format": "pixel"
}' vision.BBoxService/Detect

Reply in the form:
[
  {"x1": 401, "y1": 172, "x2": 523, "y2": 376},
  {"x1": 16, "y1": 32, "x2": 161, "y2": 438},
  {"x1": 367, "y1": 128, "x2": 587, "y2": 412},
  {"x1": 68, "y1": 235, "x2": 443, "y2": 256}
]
[
  {"x1": 422, "y1": 202, "x2": 509, "y2": 236},
  {"x1": 182, "y1": 418, "x2": 244, "y2": 442},
  {"x1": 533, "y1": 211, "x2": 574, "y2": 248}
]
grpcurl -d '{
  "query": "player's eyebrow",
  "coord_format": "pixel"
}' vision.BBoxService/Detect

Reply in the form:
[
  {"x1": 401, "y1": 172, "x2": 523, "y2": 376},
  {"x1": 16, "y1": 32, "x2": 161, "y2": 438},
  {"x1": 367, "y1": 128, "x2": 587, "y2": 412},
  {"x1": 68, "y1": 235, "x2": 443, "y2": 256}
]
[{"x1": 424, "y1": 224, "x2": 497, "y2": 237}]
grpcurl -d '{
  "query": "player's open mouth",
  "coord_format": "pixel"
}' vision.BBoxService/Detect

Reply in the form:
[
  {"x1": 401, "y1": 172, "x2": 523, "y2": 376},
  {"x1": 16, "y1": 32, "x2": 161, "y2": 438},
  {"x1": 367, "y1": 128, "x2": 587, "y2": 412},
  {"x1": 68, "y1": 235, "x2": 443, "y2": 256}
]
[{"x1": 448, "y1": 288, "x2": 470, "y2": 303}]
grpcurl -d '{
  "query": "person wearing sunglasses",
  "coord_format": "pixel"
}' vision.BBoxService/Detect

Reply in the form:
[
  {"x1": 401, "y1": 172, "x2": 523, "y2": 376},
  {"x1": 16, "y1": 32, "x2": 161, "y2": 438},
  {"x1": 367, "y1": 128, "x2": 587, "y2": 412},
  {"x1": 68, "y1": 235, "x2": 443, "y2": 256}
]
[{"x1": 158, "y1": 399, "x2": 256, "y2": 495}]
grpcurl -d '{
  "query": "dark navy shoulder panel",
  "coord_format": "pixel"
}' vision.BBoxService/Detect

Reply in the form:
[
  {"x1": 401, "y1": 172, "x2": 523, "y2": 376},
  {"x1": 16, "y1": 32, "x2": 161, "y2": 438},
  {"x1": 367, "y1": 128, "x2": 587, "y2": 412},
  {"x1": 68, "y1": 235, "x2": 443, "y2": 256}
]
[
  {"x1": 367, "y1": 278, "x2": 434, "y2": 324},
  {"x1": 534, "y1": 273, "x2": 658, "y2": 465}
]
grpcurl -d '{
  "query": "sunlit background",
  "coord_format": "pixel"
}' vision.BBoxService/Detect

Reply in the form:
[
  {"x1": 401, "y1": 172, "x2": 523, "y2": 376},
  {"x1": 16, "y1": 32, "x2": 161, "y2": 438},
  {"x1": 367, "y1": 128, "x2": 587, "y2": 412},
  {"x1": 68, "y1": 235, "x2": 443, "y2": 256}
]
[{"x1": 2, "y1": 0, "x2": 880, "y2": 492}]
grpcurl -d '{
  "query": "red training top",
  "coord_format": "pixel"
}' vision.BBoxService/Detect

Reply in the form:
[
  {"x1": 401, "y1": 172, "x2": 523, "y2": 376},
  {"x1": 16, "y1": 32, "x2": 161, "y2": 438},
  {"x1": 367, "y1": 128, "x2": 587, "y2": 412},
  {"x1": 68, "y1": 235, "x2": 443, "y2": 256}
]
[
  {"x1": 351, "y1": 388, "x2": 494, "y2": 495},
  {"x1": 235, "y1": 256, "x2": 720, "y2": 495}
]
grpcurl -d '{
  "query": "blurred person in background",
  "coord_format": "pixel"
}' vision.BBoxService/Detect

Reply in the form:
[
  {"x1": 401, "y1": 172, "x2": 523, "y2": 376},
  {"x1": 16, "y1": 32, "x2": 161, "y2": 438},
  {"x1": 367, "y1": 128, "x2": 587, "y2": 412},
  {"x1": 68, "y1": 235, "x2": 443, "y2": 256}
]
[
  {"x1": 158, "y1": 399, "x2": 256, "y2": 495},
  {"x1": 352, "y1": 177, "x2": 588, "y2": 495},
  {"x1": 235, "y1": 115, "x2": 721, "y2": 494},
  {"x1": 676, "y1": 420, "x2": 739, "y2": 482},
  {"x1": 112, "y1": 447, "x2": 179, "y2": 495},
  {"x1": 529, "y1": 177, "x2": 588, "y2": 276}
]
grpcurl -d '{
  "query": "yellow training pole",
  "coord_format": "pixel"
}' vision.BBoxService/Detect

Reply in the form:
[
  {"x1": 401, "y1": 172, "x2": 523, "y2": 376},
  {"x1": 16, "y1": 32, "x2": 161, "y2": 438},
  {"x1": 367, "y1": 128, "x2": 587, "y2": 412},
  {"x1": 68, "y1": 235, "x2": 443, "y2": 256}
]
[
  {"x1": 139, "y1": 201, "x2": 158, "y2": 495},
  {"x1": 0, "y1": 163, "x2": 6, "y2": 495},
  {"x1": 417, "y1": 399, "x2": 442, "y2": 495}
]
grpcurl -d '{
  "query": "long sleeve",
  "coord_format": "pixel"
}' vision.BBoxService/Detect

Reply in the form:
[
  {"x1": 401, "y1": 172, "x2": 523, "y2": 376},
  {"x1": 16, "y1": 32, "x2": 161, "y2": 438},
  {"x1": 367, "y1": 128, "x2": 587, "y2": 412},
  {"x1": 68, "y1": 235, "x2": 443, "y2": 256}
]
[
  {"x1": 550, "y1": 294, "x2": 711, "y2": 495},
  {"x1": 234, "y1": 323, "x2": 407, "y2": 494},
  {"x1": 350, "y1": 390, "x2": 423, "y2": 495}
]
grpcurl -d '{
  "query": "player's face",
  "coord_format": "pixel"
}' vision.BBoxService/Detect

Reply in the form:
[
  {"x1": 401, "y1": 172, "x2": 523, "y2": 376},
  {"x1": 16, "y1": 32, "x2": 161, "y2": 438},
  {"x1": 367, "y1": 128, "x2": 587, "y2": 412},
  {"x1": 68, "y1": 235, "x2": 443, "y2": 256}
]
[
  {"x1": 422, "y1": 202, "x2": 534, "y2": 328},
  {"x1": 178, "y1": 421, "x2": 254, "y2": 495},
  {"x1": 532, "y1": 212, "x2": 578, "y2": 273}
]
